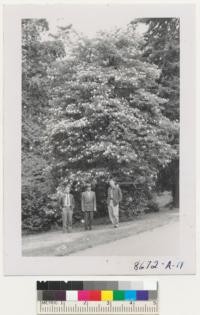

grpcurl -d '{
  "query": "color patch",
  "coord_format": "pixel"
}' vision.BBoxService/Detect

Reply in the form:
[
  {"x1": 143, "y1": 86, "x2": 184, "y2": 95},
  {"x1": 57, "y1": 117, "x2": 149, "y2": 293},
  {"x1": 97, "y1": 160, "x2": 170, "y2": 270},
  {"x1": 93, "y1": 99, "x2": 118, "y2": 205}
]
[
  {"x1": 101, "y1": 290, "x2": 113, "y2": 301},
  {"x1": 125, "y1": 290, "x2": 136, "y2": 301},
  {"x1": 42, "y1": 290, "x2": 65, "y2": 301},
  {"x1": 113, "y1": 290, "x2": 125, "y2": 301},
  {"x1": 66, "y1": 290, "x2": 78, "y2": 301},
  {"x1": 48, "y1": 281, "x2": 61, "y2": 290},
  {"x1": 136, "y1": 290, "x2": 148, "y2": 300},
  {"x1": 37, "y1": 290, "x2": 43, "y2": 301},
  {"x1": 42, "y1": 290, "x2": 55, "y2": 301},
  {"x1": 130, "y1": 282, "x2": 143, "y2": 290},
  {"x1": 148, "y1": 290, "x2": 158, "y2": 300},
  {"x1": 143, "y1": 281, "x2": 157, "y2": 290},
  {"x1": 71, "y1": 282, "x2": 84, "y2": 290},
  {"x1": 54, "y1": 290, "x2": 66, "y2": 301},
  {"x1": 89, "y1": 290, "x2": 101, "y2": 301},
  {"x1": 78, "y1": 290, "x2": 90, "y2": 301},
  {"x1": 118, "y1": 282, "x2": 131, "y2": 290},
  {"x1": 37, "y1": 282, "x2": 48, "y2": 290}
]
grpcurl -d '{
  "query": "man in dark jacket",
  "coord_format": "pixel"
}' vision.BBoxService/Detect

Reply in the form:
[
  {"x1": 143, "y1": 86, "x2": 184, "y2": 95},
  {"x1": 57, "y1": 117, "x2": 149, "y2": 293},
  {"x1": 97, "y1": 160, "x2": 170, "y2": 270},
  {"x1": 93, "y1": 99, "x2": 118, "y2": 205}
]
[
  {"x1": 107, "y1": 179, "x2": 122, "y2": 228},
  {"x1": 81, "y1": 184, "x2": 96, "y2": 230},
  {"x1": 59, "y1": 185, "x2": 75, "y2": 232}
]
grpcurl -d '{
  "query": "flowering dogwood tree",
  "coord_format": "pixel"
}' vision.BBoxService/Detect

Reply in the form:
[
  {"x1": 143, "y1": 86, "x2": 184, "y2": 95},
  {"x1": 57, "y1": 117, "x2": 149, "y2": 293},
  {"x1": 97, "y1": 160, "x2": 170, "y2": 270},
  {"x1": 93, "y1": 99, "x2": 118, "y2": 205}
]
[{"x1": 45, "y1": 27, "x2": 178, "y2": 213}]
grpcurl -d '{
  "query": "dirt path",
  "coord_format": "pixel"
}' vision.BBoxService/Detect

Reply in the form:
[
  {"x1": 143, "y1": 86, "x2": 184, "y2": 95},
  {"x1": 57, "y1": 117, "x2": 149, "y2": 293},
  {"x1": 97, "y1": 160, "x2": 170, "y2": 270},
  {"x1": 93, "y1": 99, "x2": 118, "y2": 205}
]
[{"x1": 22, "y1": 208, "x2": 179, "y2": 256}]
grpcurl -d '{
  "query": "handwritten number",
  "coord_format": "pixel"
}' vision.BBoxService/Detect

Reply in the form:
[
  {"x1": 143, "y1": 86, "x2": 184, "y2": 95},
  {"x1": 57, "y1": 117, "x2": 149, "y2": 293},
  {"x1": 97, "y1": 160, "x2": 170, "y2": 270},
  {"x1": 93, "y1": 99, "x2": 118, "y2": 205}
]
[
  {"x1": 151, "y1": 260, "x2": 159, "y2": 269},
  {"x1": 139, "y1": 261, "x2": 145, "y2": 270},
  {"x1": 146, "y1": 260, "x2": 151, "y2": 269},
  {"x1": 134, "y1": 261, "x2": 139, "y2": 270}
]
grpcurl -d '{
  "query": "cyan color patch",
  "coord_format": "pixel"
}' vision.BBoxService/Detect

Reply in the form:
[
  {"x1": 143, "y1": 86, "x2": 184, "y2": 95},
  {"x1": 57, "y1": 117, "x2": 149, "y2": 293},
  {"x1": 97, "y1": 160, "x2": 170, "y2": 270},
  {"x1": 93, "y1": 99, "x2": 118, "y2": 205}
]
[{"x1": 124, "y1": 290, "x2": 136, "y2": 301}]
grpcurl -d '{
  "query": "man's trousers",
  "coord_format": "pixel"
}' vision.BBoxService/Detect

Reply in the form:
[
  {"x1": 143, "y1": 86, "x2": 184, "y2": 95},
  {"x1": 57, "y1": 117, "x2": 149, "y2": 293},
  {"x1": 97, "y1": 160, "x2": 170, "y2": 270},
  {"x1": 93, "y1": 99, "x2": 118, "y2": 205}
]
[
  {"x1": 62, "y1": 207, "x2": 73, "y2": 232},
  {"x1": 84, "y1": 211, "x2": 94, "y2": 230},
  {"x1": 108, "y1": 201, "x2": 119, "y2": 226}
]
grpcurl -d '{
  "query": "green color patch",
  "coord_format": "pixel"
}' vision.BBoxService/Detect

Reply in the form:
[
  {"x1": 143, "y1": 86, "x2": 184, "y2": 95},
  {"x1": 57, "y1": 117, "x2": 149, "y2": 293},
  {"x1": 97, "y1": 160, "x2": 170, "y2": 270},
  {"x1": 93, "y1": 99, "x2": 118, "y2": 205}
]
[{"x1": 113, "y1": 290, "x2": 125, "y2": 301}]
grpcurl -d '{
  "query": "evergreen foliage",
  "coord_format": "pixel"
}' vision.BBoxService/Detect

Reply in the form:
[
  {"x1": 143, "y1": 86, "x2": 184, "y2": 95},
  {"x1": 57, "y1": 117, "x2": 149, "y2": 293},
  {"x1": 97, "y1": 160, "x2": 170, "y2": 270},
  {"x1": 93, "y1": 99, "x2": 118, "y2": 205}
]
[
  {"x1": 22, "y1": 19, "x2": 65, "y2": 232},
  {"x1": 22, "y1": 19, "x2": 180, "y2": 232},
  {"x1": 132, "y1": 18, "x2": 180, "y2": 206}
]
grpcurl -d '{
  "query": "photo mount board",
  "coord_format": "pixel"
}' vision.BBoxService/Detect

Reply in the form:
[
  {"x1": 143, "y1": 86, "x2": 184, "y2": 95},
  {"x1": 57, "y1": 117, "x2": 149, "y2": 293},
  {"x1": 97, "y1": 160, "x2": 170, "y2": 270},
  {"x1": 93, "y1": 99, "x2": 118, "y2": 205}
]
[{"x1": 3, "y1": 3, "x2": 196, "y2": 275}]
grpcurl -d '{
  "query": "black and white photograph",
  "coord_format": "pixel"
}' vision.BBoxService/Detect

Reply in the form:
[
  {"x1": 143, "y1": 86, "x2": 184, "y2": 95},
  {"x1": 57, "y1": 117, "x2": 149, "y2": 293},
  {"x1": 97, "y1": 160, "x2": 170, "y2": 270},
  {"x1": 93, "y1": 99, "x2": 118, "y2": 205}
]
[
  {"x1": 4, "y1": 3, "x2": 196, "y2": 275},
  {"x1": 21, "y1": 13, "x2": 180, "y2": 257}
]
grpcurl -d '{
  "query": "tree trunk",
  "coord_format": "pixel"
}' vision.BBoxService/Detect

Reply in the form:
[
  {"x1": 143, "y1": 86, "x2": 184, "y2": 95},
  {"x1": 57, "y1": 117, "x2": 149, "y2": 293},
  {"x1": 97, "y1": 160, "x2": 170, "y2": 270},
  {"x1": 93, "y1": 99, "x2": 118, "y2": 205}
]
[{"x1": 172, "y1": 166, "x2": 179, "y2": 208}]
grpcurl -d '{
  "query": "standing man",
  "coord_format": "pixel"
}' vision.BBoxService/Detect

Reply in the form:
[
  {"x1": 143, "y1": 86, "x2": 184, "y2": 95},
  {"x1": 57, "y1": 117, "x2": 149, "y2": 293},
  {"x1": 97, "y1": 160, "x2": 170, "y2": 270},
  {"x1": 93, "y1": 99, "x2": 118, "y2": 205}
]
[
  {"x1": 81, "y1": 184, "x2": 97, "y2": 230},
  {"x1": 59, "y1": 185, "x2": 75, "y2": 233},
  {"x1": 107, "y1": 179, "x2": 122, "y2": 228}
]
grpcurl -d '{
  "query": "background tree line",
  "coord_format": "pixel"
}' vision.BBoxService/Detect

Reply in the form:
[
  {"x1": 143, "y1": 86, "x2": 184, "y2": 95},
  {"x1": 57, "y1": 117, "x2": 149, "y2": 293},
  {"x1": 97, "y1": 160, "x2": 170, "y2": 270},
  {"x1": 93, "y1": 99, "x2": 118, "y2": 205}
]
[{"x1": 22, "y1": 18, "x2": 179, "y2": 233}]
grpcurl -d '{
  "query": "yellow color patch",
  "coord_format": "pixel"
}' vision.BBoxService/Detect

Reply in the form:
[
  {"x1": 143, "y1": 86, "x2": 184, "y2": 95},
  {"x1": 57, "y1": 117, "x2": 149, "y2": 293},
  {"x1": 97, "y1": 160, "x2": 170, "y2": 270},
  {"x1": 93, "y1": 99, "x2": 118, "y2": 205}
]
[{"x1": 101, "y1": 290, "x2": 113, "y2": 301}]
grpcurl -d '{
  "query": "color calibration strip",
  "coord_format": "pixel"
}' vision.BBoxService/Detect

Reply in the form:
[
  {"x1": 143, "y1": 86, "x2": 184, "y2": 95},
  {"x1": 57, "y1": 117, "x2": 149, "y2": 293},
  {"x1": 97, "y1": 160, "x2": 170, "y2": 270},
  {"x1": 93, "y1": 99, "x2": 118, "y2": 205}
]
[
  {"x1": 37, "y1": 281, "x2": 158, "y2": 301},
  {"x1": 37, "y1": 281, "x2": 157, "y2": 291},
  {"x1": 37, "y1": 281, "x2": 158, "y2": 314},
  {"x1": 38, "y1": 289, "x2": 157, "y2": 301}
]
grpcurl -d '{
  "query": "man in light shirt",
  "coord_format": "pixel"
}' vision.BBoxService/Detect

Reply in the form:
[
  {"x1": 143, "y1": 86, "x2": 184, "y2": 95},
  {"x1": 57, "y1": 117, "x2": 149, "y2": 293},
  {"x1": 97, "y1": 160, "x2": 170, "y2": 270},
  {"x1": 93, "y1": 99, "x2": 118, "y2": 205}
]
[
  {"x1": 81, "y1": 184, "x2": 97, "y2": 230},
  {"x1": 60, "y1": 185, "x2": 75, "y2": 233},
  {"x1": 107, "y1": 179, "x2": 122, "y2": 228}
]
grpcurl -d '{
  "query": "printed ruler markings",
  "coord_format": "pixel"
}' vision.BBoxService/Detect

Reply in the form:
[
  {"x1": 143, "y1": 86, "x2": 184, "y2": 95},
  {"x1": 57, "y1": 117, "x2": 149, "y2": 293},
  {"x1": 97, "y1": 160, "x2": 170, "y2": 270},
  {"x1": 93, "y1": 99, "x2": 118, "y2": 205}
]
[{"x1": 37, "y1": 301, "x2": 158, "y2": 314}]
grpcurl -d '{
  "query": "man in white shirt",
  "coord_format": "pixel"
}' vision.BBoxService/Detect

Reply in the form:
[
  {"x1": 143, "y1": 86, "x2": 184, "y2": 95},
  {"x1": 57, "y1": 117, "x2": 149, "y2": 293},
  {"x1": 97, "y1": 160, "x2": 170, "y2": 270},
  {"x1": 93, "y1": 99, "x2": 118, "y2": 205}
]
[
  {"x1": 60, "y1": 185, "x2": 75, "y2": 232},
  {"x1": 107, "y1": 179, "x2": 122, "y2": 228}
]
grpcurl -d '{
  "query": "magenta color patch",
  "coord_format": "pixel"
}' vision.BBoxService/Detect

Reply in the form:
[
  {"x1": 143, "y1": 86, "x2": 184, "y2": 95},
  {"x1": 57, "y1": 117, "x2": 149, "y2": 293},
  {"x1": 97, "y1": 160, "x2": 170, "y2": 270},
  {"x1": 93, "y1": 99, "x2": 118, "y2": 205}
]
[{"x1": 78, "y1": 290, "x2": 90, "y2": 301}]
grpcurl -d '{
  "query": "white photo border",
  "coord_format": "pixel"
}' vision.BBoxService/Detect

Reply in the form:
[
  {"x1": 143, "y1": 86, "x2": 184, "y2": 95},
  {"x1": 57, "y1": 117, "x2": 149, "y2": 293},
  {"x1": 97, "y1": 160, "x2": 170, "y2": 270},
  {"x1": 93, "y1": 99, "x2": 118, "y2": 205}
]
[{"x1": 3, "y1": 2, "x2": 196, "y2": 275}]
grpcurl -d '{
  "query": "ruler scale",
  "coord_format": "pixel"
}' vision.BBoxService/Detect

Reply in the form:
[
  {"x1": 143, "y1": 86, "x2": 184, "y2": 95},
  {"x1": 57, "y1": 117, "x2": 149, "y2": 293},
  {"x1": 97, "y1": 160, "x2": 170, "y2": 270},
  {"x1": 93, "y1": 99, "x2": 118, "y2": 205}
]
[
  {"x1": 37, "y1": 301, "x2": 158, "y2": 314},
  {"x1": 37, "y1": 281, "x2": 159, "y2": 315}
]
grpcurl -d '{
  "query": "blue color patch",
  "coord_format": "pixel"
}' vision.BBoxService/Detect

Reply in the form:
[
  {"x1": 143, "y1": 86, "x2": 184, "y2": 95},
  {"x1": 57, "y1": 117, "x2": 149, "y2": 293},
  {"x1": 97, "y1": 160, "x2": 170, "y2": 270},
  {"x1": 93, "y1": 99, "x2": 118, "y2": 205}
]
[
  {"x1": 125, "y1": 290, "x2": 136, "y2": 301},
  {"x1": 136, "y1": 290, "x2": 149, "y2": 300}
]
